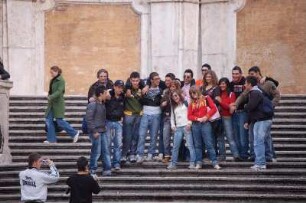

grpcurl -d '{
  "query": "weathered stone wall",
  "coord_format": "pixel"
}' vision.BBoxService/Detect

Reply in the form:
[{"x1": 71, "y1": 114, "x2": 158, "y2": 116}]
[
  {"x1": 237, "y1": 0, "x2": 306, "y2": 93},
  {"x1": 45, "y1": 4, "x2": 140, "y2": 95}
]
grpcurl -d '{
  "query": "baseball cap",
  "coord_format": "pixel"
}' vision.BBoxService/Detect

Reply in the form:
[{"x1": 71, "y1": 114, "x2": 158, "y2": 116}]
[{"x1": 114, "y1": 80, "x2": 124, "y2": 87}]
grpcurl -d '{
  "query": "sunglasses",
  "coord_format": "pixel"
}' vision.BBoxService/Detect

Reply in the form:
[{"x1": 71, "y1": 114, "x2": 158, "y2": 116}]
[{"x1": 184, "y1": 75, "x2": 191, "y2": 79}]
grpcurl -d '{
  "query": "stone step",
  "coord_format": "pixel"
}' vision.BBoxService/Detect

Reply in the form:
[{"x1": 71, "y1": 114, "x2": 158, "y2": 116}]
[
  {"x1": 8, "y1": 142, "x2": 306, "y2": 152},
  {"x1": 9, "y1": 135, "x2": 306, "y2": 145},
  {"x1": 9, "y1": 106, "x2": 86, "y2": 112},
  {"x1": 10, "y1": 95, "x2": 86, "y2": 100},
  {"x1": 1, "y1": 184, "x2": 306, "y2": 195},
  {"x1": 1, "y1": 191, "x2": 306, "y2": 202}
]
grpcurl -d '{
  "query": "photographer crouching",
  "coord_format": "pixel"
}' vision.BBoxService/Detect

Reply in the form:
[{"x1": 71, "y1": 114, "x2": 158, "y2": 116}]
[{"x1": 19, "y1": 153, "x2": 59, "y2": 203}]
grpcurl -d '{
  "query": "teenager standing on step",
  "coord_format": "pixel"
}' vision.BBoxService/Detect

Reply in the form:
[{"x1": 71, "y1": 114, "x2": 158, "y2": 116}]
[
  {"x1": 136, "y1": 72, "x2": 162, "y2": 163},
  {"x1": 167, "y1": 89, "x2": 196, "y2": 170},
  {"x1": 44, "y1": 66, "x2": 80, "y2": 143},
  {"x1": 66, "y1": 156, "x2": 101, "y2": 203},
  {"x1": 243, "y1": 76, "x2": 274, "y2": 171},
  {"x1": 19, "y1": 153, "x2": 59, "y2": 203},
  {"x1": 86, "y1": 86, "x2": 112, "y2": 176},
  {"x1": 188, "y1": 86, "x2": 221, "y2": 170},
  {"x1": 105, "y1": 80, "x2": 125, "y2": 170}
]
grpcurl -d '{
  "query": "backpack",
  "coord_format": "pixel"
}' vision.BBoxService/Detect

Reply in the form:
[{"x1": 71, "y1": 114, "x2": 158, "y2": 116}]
[{"x1": 258, "y1": 88, "x2": 274, "y2": 117}]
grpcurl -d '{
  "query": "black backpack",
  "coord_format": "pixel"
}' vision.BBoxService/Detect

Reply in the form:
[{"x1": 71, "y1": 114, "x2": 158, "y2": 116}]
[{"x1": 258, "y1": 88, "x2": 274, "y2": 117}]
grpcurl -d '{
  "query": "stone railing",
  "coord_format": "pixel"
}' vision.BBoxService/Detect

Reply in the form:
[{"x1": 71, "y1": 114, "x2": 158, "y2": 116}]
[{"x1": 0, "y1": 80, "x2": 13, "y2": 164}]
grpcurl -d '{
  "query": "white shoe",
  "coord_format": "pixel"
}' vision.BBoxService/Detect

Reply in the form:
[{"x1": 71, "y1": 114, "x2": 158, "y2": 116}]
[
  {"x1": 153, "y1": 153, "x2": 163, "y2": 162},
  {"x1": 129, "y1": 155, "x2": 136, "y2": 163},
  {"x1": 188, "y1": 164, "x2": 196, "y2": 169},
  {"x1": 145, "y1": 154, "x2": 153, "y2": 162},
  {"x1": 136, "y1": 155, "x2": 144, "y2": 164},
  {"x1": 43, "y1": 140, "x2": 49, "y2": 144},
  {"x1": 214, "y1": 164, "x2": 221, "y2": 170},
  {"x1": 195, "y1": 163, "x2": 202, "y2": 169},
  {"x1": 73, "y1": 131, "x2": 80, "y2": 143}
]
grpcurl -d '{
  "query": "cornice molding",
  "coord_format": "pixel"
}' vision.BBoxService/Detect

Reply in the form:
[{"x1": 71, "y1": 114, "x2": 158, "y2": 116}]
[{"x1": 149, "y1": 0, "x2": 199, "y2": 4}]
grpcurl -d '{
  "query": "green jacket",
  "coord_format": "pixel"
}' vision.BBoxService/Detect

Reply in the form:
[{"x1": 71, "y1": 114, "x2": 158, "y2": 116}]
[{"x1": 45, "y1": 75, "x2": 65, "y2": 118}]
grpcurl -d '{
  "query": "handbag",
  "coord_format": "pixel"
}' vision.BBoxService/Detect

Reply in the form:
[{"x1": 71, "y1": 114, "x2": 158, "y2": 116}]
[{"x1": 207, "y1": 105, "x2": 221, "y2": 122}]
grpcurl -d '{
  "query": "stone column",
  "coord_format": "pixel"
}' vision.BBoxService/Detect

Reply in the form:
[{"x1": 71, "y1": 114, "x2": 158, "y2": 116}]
[
  {"x1": 149, "y1": 0, "x2": 199, "y2": 80},
  {"x1": 0, "y1": 80, "x2": 13, "y2": 164},
  {"x1": 200, "y1": 0, "x2": 246, "y2": 78}
]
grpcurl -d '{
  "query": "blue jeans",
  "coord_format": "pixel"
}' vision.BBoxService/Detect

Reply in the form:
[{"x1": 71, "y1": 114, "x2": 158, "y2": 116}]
[
  {"x1": 89, "y1": 132, "x2": 111, "y2": 173},
  {"x1": 45, "y1": 111, "x2": 77, "y2": 142},
  {"x1": 232, "y1": 111, "x2": 249, "y2": 159},
  {"x1": 106, "y1": 121, "x2": 123, "y2": 167},
  {"x1": 171, "y1": 126, "x2": 196, "y2": 165},
  {"x1": 122, "y1": 114, "x2": 141, "y2": 157},
  {"x1": 249, "y1": 122, "x2": 273, "y2": 161},
  {"x1": 162, "y1": 117, "x2": 172, "y2": 156},
  {"x1": 222, "y1": 117, "x2": 240, "y2": 158},
  {"x1": 253, "y1": 120, "x2": 273, "y2": 166},
  {"x1": 192, "y1": 122, "x2": 218, "y2": 166},
  {"x1": 137, "y1": 114, "x2": 161, "y2": 156}
]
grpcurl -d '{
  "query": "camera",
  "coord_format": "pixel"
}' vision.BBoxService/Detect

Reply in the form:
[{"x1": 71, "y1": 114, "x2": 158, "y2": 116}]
[{"x1": 41, "y1": 159, "x2": 48, "y2": 165}]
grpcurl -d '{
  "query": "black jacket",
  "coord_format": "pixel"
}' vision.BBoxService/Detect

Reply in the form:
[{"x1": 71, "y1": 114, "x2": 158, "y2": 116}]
[{"x1": 105, "y1": 90, "x2": 125, "y2": 121}]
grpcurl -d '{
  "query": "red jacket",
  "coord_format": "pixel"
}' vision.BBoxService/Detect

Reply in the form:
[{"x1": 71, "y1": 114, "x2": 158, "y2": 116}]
[
  {"x1": 219, "y1": 91, "x2": 236, "y2": 117},
  {"x1": 188, "y1": 95, "x2": 217, "y2": 121}
]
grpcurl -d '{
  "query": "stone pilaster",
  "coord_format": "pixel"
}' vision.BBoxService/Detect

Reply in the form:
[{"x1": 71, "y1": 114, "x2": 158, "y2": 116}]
[
  {"x1": 149, "y1": 0, "x2": 200, "y2": 79},
  {"x1": 0, "y1": 80, "x2": 13, "y2": 164},
  {"x1": 200, "y1": 0, "x2": 245, "y2": 78}
]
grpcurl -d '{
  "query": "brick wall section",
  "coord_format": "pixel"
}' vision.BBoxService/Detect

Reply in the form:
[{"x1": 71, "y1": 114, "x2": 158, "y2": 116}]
[
  {"x1": 237, "y1": 0, "x2": 306, "y2": 94},
  {"x1": 45, "y1": 4, "x2": 140, "y2": 95}
]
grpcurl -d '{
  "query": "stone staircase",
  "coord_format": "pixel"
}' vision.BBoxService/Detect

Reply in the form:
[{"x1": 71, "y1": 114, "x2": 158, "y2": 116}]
[{"x1": 0, "y1": 95, "x2": 306, "y2": 202}]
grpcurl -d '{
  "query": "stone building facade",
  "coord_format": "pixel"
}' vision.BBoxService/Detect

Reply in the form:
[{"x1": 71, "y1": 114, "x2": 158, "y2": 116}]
[{"x1": 0, "y1": 0, "x2": 305, "y2": 95}]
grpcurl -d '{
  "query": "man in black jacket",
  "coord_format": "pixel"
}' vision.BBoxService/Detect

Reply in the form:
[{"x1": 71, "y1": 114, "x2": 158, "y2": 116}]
[{"x1": 244, "y1": 76, "x2": 273, "y2": 171}]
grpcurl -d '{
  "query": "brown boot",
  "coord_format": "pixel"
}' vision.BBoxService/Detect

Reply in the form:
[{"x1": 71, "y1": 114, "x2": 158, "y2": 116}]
[{"x1": 162, "y1": 156, "x2": 171, "y2": 163}]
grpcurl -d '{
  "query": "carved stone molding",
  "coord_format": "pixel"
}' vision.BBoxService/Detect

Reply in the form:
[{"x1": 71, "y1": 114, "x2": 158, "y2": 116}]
[
  {"x1": 230, "y1": 0, "x2": 246, "y2": 12},
  {"x1": 149, "y1": 0, "x2": 199, "y2": 4},
  {"x1": 33, "y1": 0, "x2": 56, "y2": 11}
]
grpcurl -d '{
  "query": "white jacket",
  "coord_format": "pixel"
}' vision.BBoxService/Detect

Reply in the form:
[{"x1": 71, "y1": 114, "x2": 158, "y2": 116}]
[{"x1": 19, "y1": 165, "x2": 59, "y2": 202}]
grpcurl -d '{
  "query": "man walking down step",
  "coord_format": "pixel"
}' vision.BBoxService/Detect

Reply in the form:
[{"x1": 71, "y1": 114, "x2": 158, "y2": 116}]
[{"x1": 19, "y1": 153, "x2": 59, "y2": 203}]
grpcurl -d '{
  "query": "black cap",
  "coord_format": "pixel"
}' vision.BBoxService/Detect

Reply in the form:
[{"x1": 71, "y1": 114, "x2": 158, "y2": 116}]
[{"x1": 114, "y1": 80, "x2": 124, "y2": 87}]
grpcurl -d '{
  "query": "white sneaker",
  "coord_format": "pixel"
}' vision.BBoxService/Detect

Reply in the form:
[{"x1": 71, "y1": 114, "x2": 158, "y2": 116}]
[
  {"x1": 195, "y1": 163, "x2": 202, "y2": 169},
  {"x1": 73, "y1": 131, "x2": 80, "y2": 143},
  {"x1": 129, "y1": 155, "x2": 136, "y2": 163},
  {"x1": 145, "y1": 154, "x2": 153, "y2": 162},
  {"x1": 188, "y1": 164, "x2": 196, "y2": 169},
  {"x1": 214, "y1": 164, "x2": 221, "y2": 170},
  {"x1": 43, "y1": 140, "x2": 49, "y2": 144},
  {"x1": 250, "y1": 165, "x2": 266, "y2": 171},
  {"x1": 136, "y1": 155, "x2": 144, "y2": 164},
  {"x1": 153, "y1": 153, "x2": 163, "y2": 162},
  {"x1": 167, "y1": 164, "x2": 177, "y2": 170}
]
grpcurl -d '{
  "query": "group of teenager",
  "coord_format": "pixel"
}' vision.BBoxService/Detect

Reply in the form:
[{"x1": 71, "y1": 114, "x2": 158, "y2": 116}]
[
  {"x1": 42, "y1": 63, "x2": 280, "y2": 178},
  {"x1": 82, "y1": 63, "x2": 280, "y2": 177}
]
